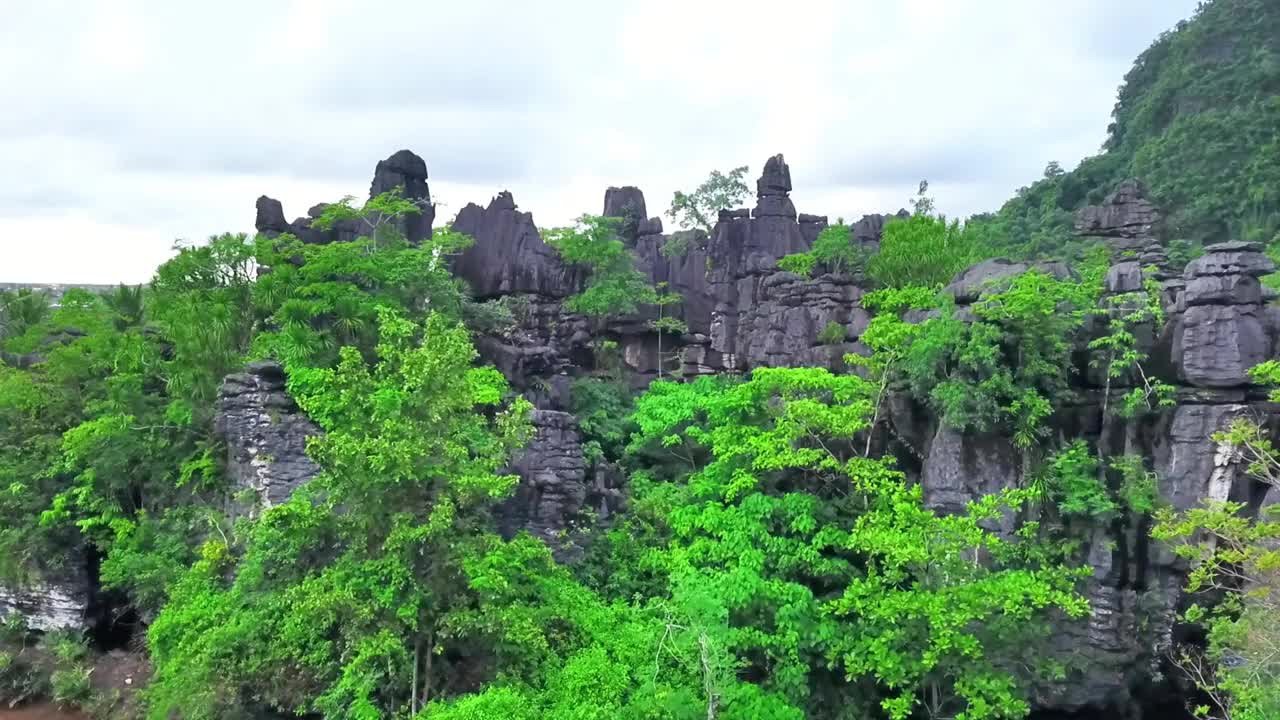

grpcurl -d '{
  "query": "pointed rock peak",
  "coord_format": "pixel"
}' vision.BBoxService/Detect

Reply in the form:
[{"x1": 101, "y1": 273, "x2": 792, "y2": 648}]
[
  {"x1": 370, "y1": 149, "x2": 429, "y2": 201},
  {"x1": 756, "y1": 154, "x2": 791, "y2": 197},
  {"x1": 488, "y1": 191, "x2": 517, "y2": 212},
  {"x1": 603, "y1": 186, "x2": 647, "y2": 220}
]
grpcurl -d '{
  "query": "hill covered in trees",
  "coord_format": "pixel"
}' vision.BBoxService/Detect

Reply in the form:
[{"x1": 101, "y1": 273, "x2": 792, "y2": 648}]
[
  {"x1": 3, "y1": 2, "x2": 1280, "y2": 720},
  {"x1": 981, "y1": 0, "x2": 1280, "y2": 260}
]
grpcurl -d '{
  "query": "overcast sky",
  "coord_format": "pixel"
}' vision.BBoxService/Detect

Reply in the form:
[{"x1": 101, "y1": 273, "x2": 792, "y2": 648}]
[{"x1": 2, "y1": 0, "x2": 1199, "y2": 283}]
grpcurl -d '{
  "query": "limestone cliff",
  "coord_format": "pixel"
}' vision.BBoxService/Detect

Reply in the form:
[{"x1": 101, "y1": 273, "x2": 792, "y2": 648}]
[{"x1": 217, "y1": 149, "x2": 1280, "y2": 717}]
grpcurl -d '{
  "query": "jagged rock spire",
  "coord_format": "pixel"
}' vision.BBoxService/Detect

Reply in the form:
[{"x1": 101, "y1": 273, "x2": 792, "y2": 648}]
[{"x1": 753, "y1": 153, "x2": 796, "y2": 219}]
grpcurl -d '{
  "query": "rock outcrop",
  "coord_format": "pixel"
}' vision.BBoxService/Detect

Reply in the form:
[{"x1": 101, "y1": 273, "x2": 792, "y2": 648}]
[
  {"x1": 210, "y1": 152, "x2": 1280, "y2": 718},
  {"x1": 215, "y1": 360, "x2": 321, "y2": 509},
  {"x1": 255, "y1": 149, "x2": 434, "y2": 246},
  {"x1": 451, "y1": 191, "x2": 580, "y2": 299},
  {"x1": 1172, "y1": 241, "x2": 1276, "y2": 387},
  {"x1": 495, "y1": 409, "x2": 624, "y2": 561},
  {"x1": 1075, "y1": 179, "x2": 1163, "y2": 252},
  {"x1": 0, "y1": 570, "x2": 91, "y2": 632}
]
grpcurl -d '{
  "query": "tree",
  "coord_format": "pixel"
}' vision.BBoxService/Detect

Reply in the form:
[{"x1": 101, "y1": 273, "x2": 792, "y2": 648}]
[
  {"x1": 649, "y1": 281, "x2": 687, "y2": 379},
  {"x1": 627, "y1": 368, "x2": 1087, "y2": 719},
  {"x1": 777, "y1": 222, "x2": 867, "y2": 279},
  {"x1": 544, "y1": 214, "x2": 657, "y2": 320},
  {"x1": 866, "y1": 215, "x2": 992, "y2": 289},
  {"x1": 312, "y1": 186, "x2": 426, "y2": 251},
  {"x1": 1043, "y1": 161, "x2": 1065, "y2": 179},
  {"x1": 667, "y1": 166, "x2": 751, "y2": 234},
  {"x1": 146, "y1": 310, "x2": 534, "y2": 719},
  {"x1": 911, "y1": 179, "x2": 936, "y2": 216},
  {"x1": 0, "y1": 288, "x2": 52, "y2": 342}
]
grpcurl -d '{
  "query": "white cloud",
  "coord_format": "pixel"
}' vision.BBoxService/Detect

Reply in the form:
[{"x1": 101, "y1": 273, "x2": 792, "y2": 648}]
[{"x1": 0, "y1": 0, "x2": 1200, "y2": 283}]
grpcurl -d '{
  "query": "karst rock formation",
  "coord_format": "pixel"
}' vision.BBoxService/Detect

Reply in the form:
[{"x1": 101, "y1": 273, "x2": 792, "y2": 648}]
[{"x1": 7, "y1": 150, "x2": 1280, "y2": 718}]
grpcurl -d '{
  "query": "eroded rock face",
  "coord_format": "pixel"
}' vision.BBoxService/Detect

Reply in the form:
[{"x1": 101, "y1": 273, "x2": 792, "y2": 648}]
[
  {"x1": 497, "y1": 410, "x2": 588, "y2": 554},
  {"x1": 1075, "y1": 179, "x2": 1162, "y2": 252},
  {"x1": 1173, "y1": 241, "x2": 1276, "y2": 387},
  {"x1": 215, "y1": 151, "x2": 1280, "y2": 718},
  {"x1": 370, "y1": 149, "x2": 434, "y2": 242},
  {"x1": 255, "y1": 149, "x2": 434, "y2": 245},
  {"x1": 452, "y1": 191, "x2": 580, "y2": 299},
  {"x1": 215, "y1": 360, "x2": 321, "y2": 508},
  {"x1": 0, "y1": 571, "x2": 90, "y2": 632}
]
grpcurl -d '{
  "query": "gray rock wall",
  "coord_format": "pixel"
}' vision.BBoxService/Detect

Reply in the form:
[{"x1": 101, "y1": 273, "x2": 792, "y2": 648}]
[{"x1": 222, "y1": 153, "x2": 1280, "y2": 717}]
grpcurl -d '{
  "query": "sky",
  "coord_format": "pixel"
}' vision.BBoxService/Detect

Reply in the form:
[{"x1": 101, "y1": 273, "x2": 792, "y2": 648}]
[{"x1": 1, "y1": 0, "x2": 1201, "y2": 284}]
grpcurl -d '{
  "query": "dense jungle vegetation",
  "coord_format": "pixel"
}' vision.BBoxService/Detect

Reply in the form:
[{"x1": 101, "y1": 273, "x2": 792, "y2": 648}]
[
  {"x1": 3, "y1": 1, "x2": 1280, "y2": 718},
  {"x1": 975, "y1": 0, "x2": 1280, "y2": 260}
]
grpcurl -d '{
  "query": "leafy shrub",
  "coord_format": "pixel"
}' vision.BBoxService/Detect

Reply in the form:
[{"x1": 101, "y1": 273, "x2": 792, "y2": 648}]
[
  {"x1": 569, "y1": 377, "x2": 635, "y2": 464},
  {"x1": 810, "y1": 223, "x2": 865, "y2": 275},
  {"x1": 0, "y1": 649, "x2": 48, "y2": 708},
  {"x1": 889, "y1": 270, "x2": 1091, "y2": 445},
  {"x1": 817, "y1": 321, "x2": 846, "y2": 345},
  {"x1": 544, "y1": 215, "x2": 657, "y2": 319},
  {"x1": 867, "y1": 214, "x2": 993, "y2": 288},
  {"x1": 50, "y1": 666, "x2": 92, "y2": 709},
  {"x1": 1111, "y1": 455, "x2": 1160, "y2": 514},
  {"x1": 1037, "y1": 441, "x2": 1116, "y2": 520},
  {"x1": 778, "y1": 223, "x2": 866, "y2": 278},
  {"x1": 777, "y1": 252, "x2": 816, "y2": 276},
  {"x1": 46, "y1": 630, "x2": 89, "y2": 665}
]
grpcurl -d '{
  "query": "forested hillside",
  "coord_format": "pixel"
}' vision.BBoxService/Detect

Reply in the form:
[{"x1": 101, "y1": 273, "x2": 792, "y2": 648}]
[
  {"x1": 982, "y1": 0, "x2": 1280, "y2": 259},
  {"x1": 3, "y1": 2, "x2": 1280, "y2": 720}
]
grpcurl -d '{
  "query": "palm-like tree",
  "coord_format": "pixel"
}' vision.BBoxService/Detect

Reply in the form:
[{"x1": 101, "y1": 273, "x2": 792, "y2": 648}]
[
  {"x1": 0, "y1": 288, "x2": 52, "y2": 340},
  {"x1": 102, "y1": 283, "x2": 146, "y2": 330}
]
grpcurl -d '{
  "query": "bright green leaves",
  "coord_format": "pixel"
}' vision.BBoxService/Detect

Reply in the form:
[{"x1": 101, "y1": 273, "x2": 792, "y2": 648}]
[
  {"x1": 147, "y1": 309, "x2": 533, "y2": 720},
  {"x1": 545, "y1": 214, "x2": 657, "y2": 319},
  {"x1": 289, "y1": 309, "x2": 530, "y2": 512},
  {"x1": 778, "y1": 222, "x2": 867, "y2": 279},
  {"x1": 1035, "y1": 441, "x2": 1116, "y2": 520},
  {"x1": 628, "y1": 366, "x2": 1086, "y2": 719},
  {"x1": 867, "y1": 214, "x2": 994, "y2": 289},
  {"x1": 860, "y1": 270, "x2": 1089, "y2": 444},
  {"x1": 776, "y1": 252, "x2": 817, "y2": 276},
  {"x1": 1088, "y1": 269, "x2": 1175, "y2": 418},
  {"x1": 0, "y1": 288, "x2": 52, "y2": 343},
  {"x1": 250, "y1": 220, "x2": 476, "y2": 369}
]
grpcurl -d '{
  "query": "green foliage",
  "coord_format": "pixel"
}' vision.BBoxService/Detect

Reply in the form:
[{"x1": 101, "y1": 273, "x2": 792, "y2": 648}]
[
  {"x1": 776, "y1": 252, "x2": 816, "y2": 276},
  {"x1": 867, "y1": 215, "x2": 994, "y2": 289},
  {"x1": 661, "y1": 229, "x2": 704, "y2": 259},
  {"x1": 1088, "y1": 270, "x2": 1176, "y2": 417},
  {"x1": 1112, "y1": 455, "x2": 1160, "y2": 515},
  {"x1": 1036, "y1": 441, "x2": 1116, "y2": 521},
  {"x1": 667, "y1": 166, "x2": 751, "y2": 234},
  {"x1": 545, "y1": 215, "x2": 658, "y2": 319},
  {"x1": 569, "y1": 376, "x2": 635, "y2": 465},
  {"x1": 249, "y1": 221, "x2": 475, "y2": 368},
  {"x1": 146, "y1": 310, "x2": 533, "y2": 720},
  {"x1": 312, "y1": 186, "x2": 425, "y2": 249},
  {"x1": 1151, "y1": 359, "x2": 1280, "y2": 719},
  {"x1": 1153, "y1": 500, "x2": 1280, "y2": 720},
  {"x1": 817, "y1": 321, "x2": 846, "y2": 345},
  {"x1": 988, "y1": 0, "x2": 1280, "y2": 257},
  {"x1": 0, "y1": 288, "x2": 53, "y2": 342},
  {"x1": 778, "y1": 223, "x2": 867, "y2": 279},
  {"x1": 872, "y1": 271, "x2": 1093, "y2": 445},
  {"x1": 626, "y1": 369, "x2": 1087, "y2": 719},
  {"x1": 0, "y1": 647, "x2": 48, "y2": 709},
  {"x1": 50, "y1": 666, "x2": 93, "y2": 709}
]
